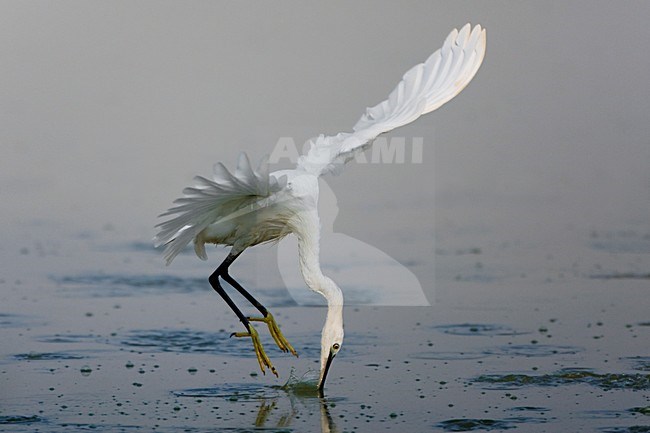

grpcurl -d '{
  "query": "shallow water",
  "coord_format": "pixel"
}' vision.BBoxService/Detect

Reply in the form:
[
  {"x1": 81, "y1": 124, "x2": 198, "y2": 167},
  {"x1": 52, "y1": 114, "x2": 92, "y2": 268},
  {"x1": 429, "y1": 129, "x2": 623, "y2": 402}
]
[
  {"x1": 2, "y1": 3, "x2": 650, "y2": 432},
  {"x1": 1, "y1": 214, "x2": 649, "y2": 433}
]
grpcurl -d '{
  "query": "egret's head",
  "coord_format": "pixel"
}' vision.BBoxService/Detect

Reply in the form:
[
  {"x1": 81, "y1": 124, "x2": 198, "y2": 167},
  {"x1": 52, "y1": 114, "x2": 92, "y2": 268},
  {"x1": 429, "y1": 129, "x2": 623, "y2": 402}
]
[{"x1": 317, "y1": 308, "x2": 344, "y2": 392}]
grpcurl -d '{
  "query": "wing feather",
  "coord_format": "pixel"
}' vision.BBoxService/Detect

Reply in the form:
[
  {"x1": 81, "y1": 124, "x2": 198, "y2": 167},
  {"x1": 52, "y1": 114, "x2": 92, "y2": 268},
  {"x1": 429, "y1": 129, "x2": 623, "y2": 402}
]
[
  {"x1": 154, "y1": 153, "x2": 285, "y2": 265},
  {"x1": 296, "y1": 24, "x2": 486, "y2": 176},
  {"x1": 156, "y1": 24, "x2": 486, "y2": 264}
]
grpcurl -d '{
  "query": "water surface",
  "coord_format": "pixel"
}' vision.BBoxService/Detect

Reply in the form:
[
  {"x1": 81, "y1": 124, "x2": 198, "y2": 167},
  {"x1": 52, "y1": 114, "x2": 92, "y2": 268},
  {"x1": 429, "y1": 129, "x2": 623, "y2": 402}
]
[{"x1": 2, "y1": 3, "x2": 650, "y2": 432}]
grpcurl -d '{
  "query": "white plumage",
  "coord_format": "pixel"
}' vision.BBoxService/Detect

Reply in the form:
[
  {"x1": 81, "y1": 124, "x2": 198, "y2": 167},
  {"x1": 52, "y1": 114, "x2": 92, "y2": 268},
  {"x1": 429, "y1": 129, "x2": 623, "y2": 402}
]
[
  {"x1": 154, "y1": 24, "x2": 486, "y2": 391},
  {"x1": 297, "y1": 23, "x2": 486, "y2": 176},
  {"x1": 155, "y1": 153, "x2": 289, "y2": 264}
]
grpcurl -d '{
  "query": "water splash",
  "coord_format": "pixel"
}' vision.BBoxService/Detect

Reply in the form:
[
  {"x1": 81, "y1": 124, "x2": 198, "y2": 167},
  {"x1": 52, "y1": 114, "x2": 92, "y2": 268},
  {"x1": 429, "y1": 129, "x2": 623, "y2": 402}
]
[{"x1": 278, "y1": 367, "x2": 320, "y2": 396}]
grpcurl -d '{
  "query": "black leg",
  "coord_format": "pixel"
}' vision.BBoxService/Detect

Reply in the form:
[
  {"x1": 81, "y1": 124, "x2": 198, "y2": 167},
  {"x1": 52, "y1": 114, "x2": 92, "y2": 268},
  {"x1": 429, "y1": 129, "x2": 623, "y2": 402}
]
[
  {"x1": 209, "y1": 251, "x2": 269, "y2": 315},
  {"x1": 208, "y1": 250, "x2": 297, "y2": 358},
  {"x1": 208, "y1": 252, "x2": 251, "y2": 331},
  {"x1": 208, "y1": 250, "x2": 282, "y2": 375},
  {"x1": 221, "y1": 271, "x2": 269, "y2": 318}
]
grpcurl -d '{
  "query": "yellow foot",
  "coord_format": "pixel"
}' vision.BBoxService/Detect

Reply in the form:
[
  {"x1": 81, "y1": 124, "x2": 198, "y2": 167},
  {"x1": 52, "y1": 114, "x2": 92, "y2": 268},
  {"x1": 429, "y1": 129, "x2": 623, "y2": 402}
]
[
  {"x1": 248, "y1": 312, "x2": 298, "y2": 358},
  {"x1": 231, "y1": 324, "x2": 278, "y2": 377}
]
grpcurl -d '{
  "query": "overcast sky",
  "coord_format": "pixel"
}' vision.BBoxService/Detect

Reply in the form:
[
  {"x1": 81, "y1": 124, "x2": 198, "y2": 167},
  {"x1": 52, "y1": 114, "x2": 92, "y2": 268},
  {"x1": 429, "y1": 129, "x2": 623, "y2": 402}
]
[{"x1": 2, "y1": 1, "x2": 648, "y2": 243}]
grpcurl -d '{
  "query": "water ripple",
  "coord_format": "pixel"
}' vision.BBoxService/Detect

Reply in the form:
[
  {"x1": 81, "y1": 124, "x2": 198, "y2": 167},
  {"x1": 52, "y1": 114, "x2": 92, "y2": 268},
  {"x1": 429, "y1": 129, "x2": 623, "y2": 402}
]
[
  {"x1": 52, "y1": 274, "x2": 297, "y2": 306},
  {"x1": 0, "y1": 415, "x2": 42, "y2": 425},
  {"x1": 409, "y1": 351, "x2": 489, "y2": 361},
  {"x1": 434, "y1": 323, "x2": 527, "y2": 337},
  {"x1": 436, "y1": 417, "x2": 546, "y2": 431},
  {"x1": 13, "y1": 352, "x2": 86, "y2": 361},
  {"x1": 52, "y1": 274, "x2": 207, "y2": 297},
  {"x1": 589, "y1": 230, "x2": 650, "y2": 254},
  {"x1": 600, "y1": 426, "x2": 650, "y2": 433},
  {"x1": 119, "y1": 329, "x2": 321, "y2": 358},
  {"x1": 590, "y1": 272, "x2": 650, "y2": 280},
  {"x1": 488, "y1": 344, "x2": 582, "y2": 357},
  {"x1": 623, "y1": 356, "x2": 650, "y2": 372},
  {"x1": 173, "y1": 383, "x2": 281, "y2": 400}
]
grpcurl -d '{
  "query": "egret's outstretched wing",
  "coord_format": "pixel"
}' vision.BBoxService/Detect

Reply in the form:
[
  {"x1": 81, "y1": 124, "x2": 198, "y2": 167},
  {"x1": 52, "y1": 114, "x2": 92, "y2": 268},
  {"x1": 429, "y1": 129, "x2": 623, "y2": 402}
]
[
  {"x1": 296, "y1": 24, "x2": 486, "y2": 176},
  {"x1": 154, "y1": 153, "x2": 286, "y2": 265}
]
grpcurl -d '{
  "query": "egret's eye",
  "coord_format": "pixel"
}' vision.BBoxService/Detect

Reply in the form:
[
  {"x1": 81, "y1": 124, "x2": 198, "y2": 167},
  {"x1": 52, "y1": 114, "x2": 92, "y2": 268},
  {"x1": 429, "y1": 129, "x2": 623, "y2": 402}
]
[{"x1": 332, "y1": 343, "x2": 340, "y2": 351}]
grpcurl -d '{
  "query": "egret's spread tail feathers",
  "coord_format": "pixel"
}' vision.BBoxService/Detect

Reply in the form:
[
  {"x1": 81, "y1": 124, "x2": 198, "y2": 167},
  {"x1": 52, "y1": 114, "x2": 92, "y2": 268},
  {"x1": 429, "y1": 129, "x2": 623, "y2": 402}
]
[
  {"x1": 296, "y1": 23, "x2": 486, "y2": 177},
  {"x1": 154, "y1": 153, "x2": 285, "y2": 265}
]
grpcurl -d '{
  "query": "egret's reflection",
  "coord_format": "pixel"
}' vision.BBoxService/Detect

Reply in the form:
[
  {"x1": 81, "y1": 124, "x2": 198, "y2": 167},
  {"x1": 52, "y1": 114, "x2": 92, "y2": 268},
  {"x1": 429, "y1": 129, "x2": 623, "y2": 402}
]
[
  {"x1": 173, "y1": 372, "x2": 341, "y2": 431},
  {"x1": 252, "y1": 392, "x2": 338, "y2": 433},
  {"x1": 319, "y1": 397, "x2": 337, "y2": 433}
]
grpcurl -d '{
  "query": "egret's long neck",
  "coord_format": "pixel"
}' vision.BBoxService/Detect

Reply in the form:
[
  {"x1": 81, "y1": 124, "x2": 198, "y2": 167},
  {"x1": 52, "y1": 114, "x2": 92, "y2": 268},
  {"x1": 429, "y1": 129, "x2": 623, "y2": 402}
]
[
  {"x1": 294, "y1": 210, "x2": 343, "y2": 309},
  {"x1": 293, "y1": 205, "x2": 344, "y2": 386}
]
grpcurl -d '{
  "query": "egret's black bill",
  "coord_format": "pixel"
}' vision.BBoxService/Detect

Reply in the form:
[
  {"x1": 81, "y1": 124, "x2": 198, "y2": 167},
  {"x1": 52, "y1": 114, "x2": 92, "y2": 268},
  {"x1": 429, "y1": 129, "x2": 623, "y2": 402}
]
[{"x1": 317, "y1": 351, "x2": 335, "y2": 392}]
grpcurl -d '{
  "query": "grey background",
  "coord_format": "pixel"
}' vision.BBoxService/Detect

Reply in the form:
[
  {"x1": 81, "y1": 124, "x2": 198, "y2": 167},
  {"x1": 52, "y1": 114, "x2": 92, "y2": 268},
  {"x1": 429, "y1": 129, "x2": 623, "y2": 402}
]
[{"x1": 2, "y1": 1, "x2": 649, "y2": 275}]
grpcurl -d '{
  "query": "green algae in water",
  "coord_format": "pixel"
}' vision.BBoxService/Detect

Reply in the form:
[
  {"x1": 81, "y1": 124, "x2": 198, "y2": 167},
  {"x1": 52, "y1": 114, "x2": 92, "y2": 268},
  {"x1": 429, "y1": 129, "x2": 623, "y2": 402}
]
[
  {"x1": 437, "y1": 418, "x2": 517, "y2": 431},
  {"x1": 629, "y1": 407, "x2": 650, "y2": 416},
  {"x1": 14, "y1": 352, "x2": 84, "y2": 361},
  {"x1": 0, "y1": 415, "x2": 41, "y2": 424},
  {"x1": 601, "y1": 427, "x2": 650, "y2": 433},
  {"x1": 476, "y1": 368, "x2": 650, "y2": 391}
]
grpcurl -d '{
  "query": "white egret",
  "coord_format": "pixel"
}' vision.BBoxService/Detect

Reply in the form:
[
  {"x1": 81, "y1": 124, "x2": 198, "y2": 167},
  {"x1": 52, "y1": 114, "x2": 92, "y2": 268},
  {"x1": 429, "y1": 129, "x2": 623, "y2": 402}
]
[{"x1": 155, "y1": 24, "x2": 486, "y2": 391}]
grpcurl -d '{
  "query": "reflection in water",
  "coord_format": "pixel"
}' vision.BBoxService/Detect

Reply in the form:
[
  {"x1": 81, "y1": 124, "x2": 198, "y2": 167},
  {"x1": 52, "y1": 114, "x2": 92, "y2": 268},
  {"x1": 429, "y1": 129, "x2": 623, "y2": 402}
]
[
  {"x1": 256, "y1": 369, "x2": 339, "y2": 432},
  {"x1": 253, "y1": 399, "x2": 280, "y2": 427},
  {"x1": 320, "y1": 399, "x2": 338, "y2": 433},
  {"x1": 174, "y1": 371, "x2": 341, "y2": 432},
  {"x1": 250, "y1": 394, "x2": 338, "y2": 433}
]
